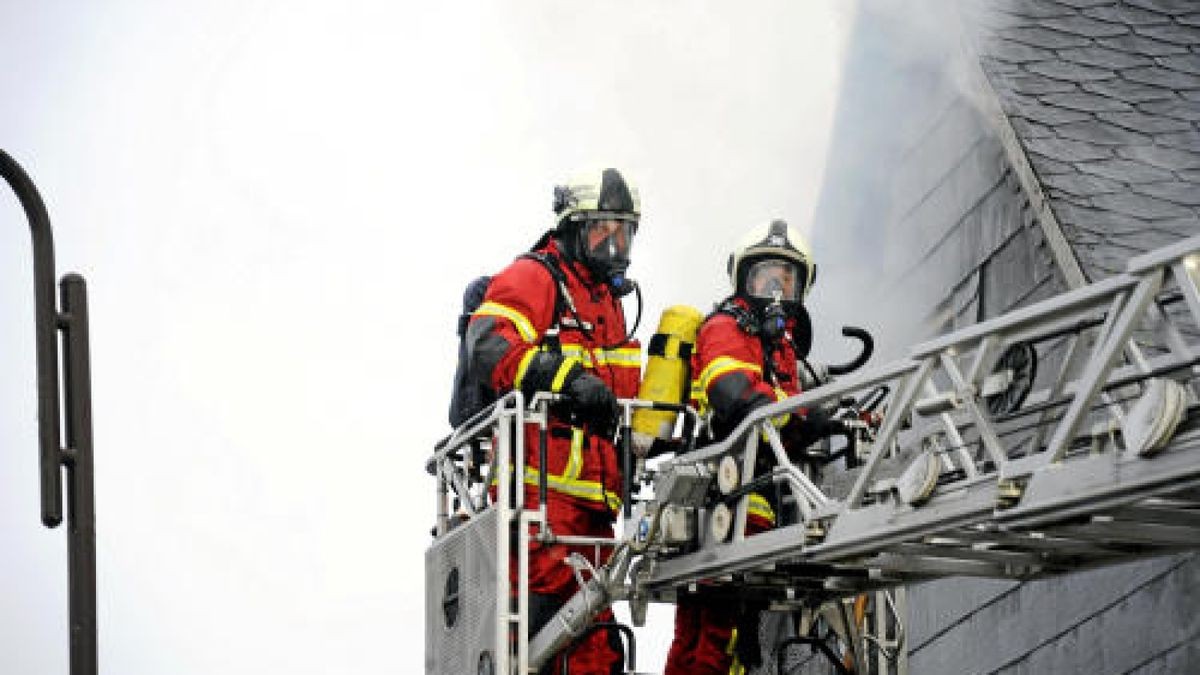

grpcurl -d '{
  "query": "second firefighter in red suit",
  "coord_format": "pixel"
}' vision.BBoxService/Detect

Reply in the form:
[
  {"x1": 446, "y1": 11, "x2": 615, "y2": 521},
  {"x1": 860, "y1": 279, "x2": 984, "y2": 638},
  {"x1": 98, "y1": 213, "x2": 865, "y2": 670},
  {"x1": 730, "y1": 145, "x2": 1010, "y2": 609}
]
[
  {"x1": 665, "y1": 220, "x2": 827, "y2": 675},
  {"x1": 465, "y1": 168, "x2": 642, "y2": 675}
]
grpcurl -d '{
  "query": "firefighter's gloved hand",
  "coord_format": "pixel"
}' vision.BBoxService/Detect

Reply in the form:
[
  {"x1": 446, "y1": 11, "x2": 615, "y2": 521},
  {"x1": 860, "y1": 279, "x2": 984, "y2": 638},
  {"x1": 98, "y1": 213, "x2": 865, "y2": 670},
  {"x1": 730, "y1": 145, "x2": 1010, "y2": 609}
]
[
  {"x1": 785, "y1": 405, "x2": 845, "y2": 450},
  {"x1": 561, "y1": 366, "x2": 619, "y2": 438}
]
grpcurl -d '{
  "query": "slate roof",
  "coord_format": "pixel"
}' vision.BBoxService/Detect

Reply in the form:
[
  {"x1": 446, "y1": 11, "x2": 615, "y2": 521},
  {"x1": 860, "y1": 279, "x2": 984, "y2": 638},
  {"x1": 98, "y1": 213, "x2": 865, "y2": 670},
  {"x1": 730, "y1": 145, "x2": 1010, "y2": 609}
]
[{"x1": 973, "y1": 0, "x2": 1200, "y2": 281}]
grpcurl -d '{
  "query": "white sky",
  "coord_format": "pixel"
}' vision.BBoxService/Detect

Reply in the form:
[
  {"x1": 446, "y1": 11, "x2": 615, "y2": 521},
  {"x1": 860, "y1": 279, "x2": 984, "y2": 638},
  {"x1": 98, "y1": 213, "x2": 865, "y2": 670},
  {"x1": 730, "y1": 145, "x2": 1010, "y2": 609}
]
[{"x1": 1, "y1": 2, "x2": 850, "y2": 673}]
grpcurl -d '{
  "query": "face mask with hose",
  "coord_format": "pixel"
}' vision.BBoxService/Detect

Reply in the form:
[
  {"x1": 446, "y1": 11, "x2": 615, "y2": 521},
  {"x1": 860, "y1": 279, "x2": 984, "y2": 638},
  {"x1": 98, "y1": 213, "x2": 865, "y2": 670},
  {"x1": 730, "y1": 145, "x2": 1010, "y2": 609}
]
[{"x1": 552, "y1": 168, "x2": 644, "y2": 348}]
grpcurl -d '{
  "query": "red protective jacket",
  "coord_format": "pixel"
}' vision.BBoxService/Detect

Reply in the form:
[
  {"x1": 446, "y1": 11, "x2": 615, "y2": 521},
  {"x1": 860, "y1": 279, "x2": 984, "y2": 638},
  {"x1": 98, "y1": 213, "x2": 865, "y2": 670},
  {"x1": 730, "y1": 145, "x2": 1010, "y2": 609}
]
[
  {"x1": 692, "y1": 297, "x2": 802, "y2": 441},
  {"x1": 467, "y1": 238, "x2": 642, "y2": 515}
]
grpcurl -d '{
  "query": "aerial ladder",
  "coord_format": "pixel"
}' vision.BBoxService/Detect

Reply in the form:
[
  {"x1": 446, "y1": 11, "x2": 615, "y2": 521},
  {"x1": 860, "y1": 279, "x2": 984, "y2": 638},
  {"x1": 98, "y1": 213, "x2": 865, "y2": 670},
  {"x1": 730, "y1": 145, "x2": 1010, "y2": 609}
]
[{"x1": 426, "y1": 234, "x2": 1200, "y2": 675}]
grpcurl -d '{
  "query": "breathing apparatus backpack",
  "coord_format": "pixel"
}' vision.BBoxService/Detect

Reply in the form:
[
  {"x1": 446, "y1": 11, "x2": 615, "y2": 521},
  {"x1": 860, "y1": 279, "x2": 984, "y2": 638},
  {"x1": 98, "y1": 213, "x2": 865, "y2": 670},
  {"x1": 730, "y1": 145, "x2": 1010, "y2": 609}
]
[
  {"x1": 447, "y1": 254, "x2": 570, "y2": 429},
  {"x1": 448, "y1": 275, "x2": 493, "y2": 428}
]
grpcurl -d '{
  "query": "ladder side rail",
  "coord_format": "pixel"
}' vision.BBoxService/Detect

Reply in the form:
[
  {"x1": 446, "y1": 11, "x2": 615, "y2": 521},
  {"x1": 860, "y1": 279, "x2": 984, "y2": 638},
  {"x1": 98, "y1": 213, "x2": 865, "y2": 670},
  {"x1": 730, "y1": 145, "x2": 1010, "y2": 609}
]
[
  {"x1": 913, "y1": 273, "x2": 1137, "y2": 358},
  {"x1": 666, "y1": 358, "x2": 922, "y2": 467},
  {"x1": 983, "y1": 303, "x2": 1110, "y2": 355},
  {"x1": 644, "y1": 480, "x2": 1000, "y2": 589},
  {"x1": 997, "y1": 426, "x2": 1200, "y2": 528},
  {"x1": 646, "y1": 423, "x2": 1200, "y2": 591},
  {"x1": 1127, "y1": 233, "x2": 1200, "y2": 274}
]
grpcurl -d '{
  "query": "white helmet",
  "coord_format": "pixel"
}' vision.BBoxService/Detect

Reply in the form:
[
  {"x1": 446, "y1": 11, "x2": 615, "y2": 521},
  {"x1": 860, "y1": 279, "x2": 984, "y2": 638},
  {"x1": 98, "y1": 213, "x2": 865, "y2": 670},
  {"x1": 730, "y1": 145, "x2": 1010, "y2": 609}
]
[
  {"x1": 553, "y1": 167, "x2": 641, "y2": 225},
  {"x1": 727, "y1": 219, "x2": 816, "y2": 303},
  {"x1": 552, "y1": 168, "x2": 640, "y2": 284}
]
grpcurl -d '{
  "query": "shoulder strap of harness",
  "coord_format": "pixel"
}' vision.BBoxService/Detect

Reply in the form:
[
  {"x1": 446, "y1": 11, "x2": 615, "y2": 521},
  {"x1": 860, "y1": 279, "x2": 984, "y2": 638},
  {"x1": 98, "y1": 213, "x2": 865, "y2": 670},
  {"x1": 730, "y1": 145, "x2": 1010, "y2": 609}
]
[
  {"x1": 710, "y1": 296, "x2": 785, "y2": 386},
  {"x1": 517, "y1": 251, "x2": 584, "y2": 352},
  {"x1": 710, "y1": 296, "x2": 758, "y2": 336}
]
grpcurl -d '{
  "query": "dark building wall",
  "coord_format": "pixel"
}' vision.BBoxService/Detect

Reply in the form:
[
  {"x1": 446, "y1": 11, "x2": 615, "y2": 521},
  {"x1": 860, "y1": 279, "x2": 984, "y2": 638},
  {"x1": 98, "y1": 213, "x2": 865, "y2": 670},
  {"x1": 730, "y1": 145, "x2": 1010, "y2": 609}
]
[{"x1": 810, "y1": 1, "x2": 1200, "y2": 673}]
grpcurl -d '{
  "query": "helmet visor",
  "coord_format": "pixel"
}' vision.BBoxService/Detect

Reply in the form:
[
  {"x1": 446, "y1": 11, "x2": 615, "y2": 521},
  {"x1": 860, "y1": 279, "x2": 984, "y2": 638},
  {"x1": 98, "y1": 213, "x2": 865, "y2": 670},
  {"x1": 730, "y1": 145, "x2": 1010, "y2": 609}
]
[
  {"x1": 745, "y1": 258, "x2": 803, "y2": 303},
  {"x1": 582, "y1": 216, "x2": 637, "y2": 274}
]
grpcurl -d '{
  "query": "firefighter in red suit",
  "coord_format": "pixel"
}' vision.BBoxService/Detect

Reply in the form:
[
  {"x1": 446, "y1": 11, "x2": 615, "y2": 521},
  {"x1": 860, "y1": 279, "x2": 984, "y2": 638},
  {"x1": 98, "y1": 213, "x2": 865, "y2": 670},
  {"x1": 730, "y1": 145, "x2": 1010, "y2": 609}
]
[
  {"x1": 465, "y1": 168, "x2": 642, "y2": 675},
  {"x1": 666, "y1": 220, "x2": 826, "y2": 675}
]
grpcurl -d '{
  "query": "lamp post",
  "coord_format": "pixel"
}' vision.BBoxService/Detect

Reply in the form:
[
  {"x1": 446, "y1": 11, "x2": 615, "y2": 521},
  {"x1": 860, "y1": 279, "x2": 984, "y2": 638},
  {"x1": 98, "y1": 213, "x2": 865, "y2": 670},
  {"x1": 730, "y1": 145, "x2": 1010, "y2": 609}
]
[{"x1": 2, "y1": 149, "x2": 98, "y2": 675}]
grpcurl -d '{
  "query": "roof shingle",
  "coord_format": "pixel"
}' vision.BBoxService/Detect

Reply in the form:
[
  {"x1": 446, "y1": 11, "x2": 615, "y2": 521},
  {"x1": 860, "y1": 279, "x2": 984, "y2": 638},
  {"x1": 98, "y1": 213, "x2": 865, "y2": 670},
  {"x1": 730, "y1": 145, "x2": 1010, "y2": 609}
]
[
  {"x1": 1025, "y1": 135, "x2": 1114, "y2": 162},
  {"x1": 1094, "y1": 33, "x2": 1189, "y2": 56},
  {"x1": 1041, "y1": 15, "x2": 1132, "y2": 37},
  {"x1": 1095, "y1": 110, "x2": 1192, "y2": 133},
  {"x1": 1087, "y1": 191, "x2": 1194, "y2": 218},
  {"x1": 1001, "y1": 25, "x2": 1093, "y2": 49},
  {"x1": 1076, "y1": 157, "x2": 1174, "y2": 182},
  {"x1": 1081, "y1": 78, "x2": 1175, "y2": 103}
]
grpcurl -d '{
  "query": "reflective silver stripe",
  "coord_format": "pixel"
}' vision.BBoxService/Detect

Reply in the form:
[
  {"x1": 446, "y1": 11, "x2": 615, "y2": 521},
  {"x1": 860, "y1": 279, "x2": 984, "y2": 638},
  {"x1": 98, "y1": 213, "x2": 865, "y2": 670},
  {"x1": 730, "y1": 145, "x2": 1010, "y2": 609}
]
[{"x1": 559, "y1": 343, "x2": 642, "y2": 369}]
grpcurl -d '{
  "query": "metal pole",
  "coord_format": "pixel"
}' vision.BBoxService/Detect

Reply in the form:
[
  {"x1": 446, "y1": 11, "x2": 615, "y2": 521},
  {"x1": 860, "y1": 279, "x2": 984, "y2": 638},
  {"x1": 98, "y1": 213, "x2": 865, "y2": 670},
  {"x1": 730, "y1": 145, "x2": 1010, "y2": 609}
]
[
  {"x1": 61, "y1": 275, "x2": 98, "y2": 675},
  {"x1": 2, "y1": 149, "x2": 98, "y2": 675}
]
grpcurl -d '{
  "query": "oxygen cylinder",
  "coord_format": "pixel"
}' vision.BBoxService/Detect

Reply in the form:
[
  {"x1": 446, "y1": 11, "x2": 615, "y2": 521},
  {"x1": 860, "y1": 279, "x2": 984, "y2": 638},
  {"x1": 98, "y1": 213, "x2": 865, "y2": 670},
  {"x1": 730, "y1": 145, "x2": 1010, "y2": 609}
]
[{"x1": 633, "y1": 305, "x2": 704, "y2": 440}]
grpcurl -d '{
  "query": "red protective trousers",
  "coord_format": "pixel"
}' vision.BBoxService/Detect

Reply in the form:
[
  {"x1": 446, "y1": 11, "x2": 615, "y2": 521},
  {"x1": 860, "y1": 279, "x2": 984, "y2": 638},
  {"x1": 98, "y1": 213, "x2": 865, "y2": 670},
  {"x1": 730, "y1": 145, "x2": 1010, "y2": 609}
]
[
  {"x1": 662, "y1": 511, "x2": 773, "y2": 675},
  {"x1": 519, "y1": 487, "x2": 623, "y2": 675}
]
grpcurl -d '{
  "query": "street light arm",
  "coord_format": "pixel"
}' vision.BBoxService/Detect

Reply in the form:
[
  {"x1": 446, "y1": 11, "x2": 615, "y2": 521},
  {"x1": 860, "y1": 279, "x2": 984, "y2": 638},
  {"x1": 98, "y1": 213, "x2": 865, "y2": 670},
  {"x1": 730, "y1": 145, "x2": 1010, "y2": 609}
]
[{"x1": 0, "y1": 148, "x2": 63, "y2": 527}]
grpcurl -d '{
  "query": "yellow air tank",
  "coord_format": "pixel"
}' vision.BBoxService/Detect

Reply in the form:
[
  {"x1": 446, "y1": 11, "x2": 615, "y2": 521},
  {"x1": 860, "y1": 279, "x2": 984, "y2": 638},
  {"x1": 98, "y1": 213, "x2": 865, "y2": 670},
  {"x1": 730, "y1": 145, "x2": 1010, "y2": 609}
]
[{"x1": 633, "y1": 305, "x2": 704, "y2": 440}]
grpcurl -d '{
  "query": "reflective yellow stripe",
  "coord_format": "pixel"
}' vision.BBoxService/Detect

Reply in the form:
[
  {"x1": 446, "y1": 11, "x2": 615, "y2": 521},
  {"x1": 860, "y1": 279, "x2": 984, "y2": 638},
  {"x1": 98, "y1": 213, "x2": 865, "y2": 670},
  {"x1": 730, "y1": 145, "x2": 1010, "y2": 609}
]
[
  {"x1": 725, "y1": 628, "x2": 745, "y2": 675},
  {"x1": 747, "y1": 492, "x2": 776, "y2": 525},
  {"x1": 509, "y1": 428, "x2": 620, "y2": 511},
  {"x1": 550, "y1": 357, "x2": 580, "y2": 393},
  {"x1": 604, "y1": 490, "x2": 622, "y2": 512},
  {"x1": 521, "y1": 467, "x2": 621, "y2": 512},
  {"x1": 691, "y1": 379, "x2": 709, "y2": 417},
  {"x1": 490, "y1": 428, "x2": 619, "y2": 511},
  {"x1": 475, "y1": 301, "x2": 538, "y2": 343},
  {"x1": 513, "y1": 349, "x2": 538, "y2": 389},
  {"x1": 698, "y1": 356, "x2": 761, "y2": 392},
  {"x1": 563, "y1": 428, "x2": 584, "y2": 480},
  {"x1": 770, "y1": 386, "x2": 792, "y2": 428}
]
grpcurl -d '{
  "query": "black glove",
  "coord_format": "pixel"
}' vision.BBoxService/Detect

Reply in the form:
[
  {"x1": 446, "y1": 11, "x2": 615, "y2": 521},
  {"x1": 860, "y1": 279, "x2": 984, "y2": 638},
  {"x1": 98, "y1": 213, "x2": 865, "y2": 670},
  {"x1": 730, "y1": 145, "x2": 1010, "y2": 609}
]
[
  {"x1": 560, "y1": 365, "x2": 619, "y2": 438},
  {"x1": 785, "y1": 405, "x2": 845, "y2": 451}
]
